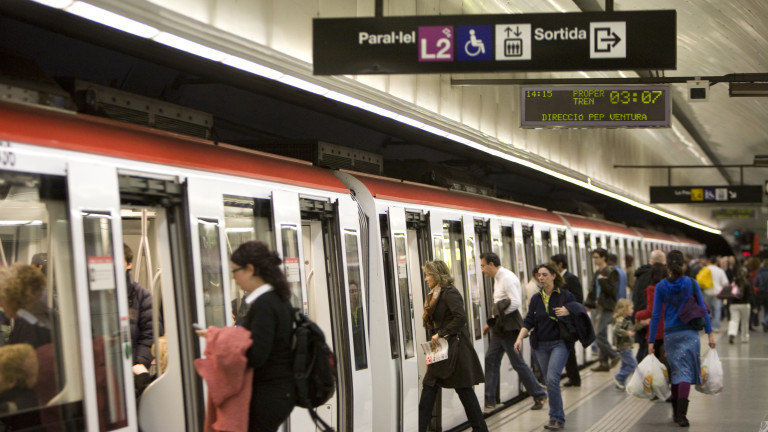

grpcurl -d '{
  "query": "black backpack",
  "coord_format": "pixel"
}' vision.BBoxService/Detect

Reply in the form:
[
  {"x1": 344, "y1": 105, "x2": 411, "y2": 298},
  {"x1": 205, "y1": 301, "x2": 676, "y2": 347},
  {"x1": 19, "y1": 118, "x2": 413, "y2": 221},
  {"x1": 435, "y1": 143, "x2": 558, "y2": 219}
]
[{"x1": 292, "y1": 309, "x2": 337, "y2": 431}]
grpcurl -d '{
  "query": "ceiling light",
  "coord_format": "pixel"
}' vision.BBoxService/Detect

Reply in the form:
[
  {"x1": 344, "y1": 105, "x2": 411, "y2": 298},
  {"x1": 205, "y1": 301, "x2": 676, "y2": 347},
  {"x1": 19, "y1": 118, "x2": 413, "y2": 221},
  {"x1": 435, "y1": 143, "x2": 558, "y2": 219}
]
[
  {"x1": 729, "y1": 82, "x2": 768, "y2": 97},
  {"x1": 277, "y1": 75, "x2": 328, "y2": 95},
  {"x1": 153, "y1": 32, "x2": 228, "y2": 62},
  {"x1": 222, "y1": 57, "x2": 283, "y2": 80},
  {"x1": 66, "y1": 2, "x2": 159, "y2": 38},
  {"x1": 31, "y1": 0, "x2": 73, "y2": 8}
]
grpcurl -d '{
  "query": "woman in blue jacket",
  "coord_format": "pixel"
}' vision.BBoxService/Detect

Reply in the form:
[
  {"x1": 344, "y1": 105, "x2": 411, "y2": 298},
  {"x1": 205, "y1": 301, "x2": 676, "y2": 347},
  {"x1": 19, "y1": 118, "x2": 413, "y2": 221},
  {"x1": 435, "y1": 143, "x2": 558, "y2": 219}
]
[
  {"x1": 648, "y1": 250, "x2": 716, "y2": 427},
  {"x1": 514, "y1": 263, "x2": 578, "y2": 431}
]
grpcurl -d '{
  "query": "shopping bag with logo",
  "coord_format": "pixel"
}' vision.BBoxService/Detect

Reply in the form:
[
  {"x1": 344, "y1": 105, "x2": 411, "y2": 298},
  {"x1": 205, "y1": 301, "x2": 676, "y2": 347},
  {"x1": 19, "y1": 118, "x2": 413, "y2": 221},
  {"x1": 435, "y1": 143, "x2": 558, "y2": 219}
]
[
  {"x1": 695, "y1": 348, "x2": 723, "y2": 395},
  {"x1": 626, "y1": 354, "x2": 669, "y2": 400}
]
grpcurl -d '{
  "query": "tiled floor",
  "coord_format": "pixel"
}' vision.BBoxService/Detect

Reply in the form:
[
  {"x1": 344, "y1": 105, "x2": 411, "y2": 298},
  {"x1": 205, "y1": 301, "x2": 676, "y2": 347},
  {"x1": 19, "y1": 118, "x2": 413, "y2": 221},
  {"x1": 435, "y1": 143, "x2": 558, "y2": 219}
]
[{"x1": 471, "y1": 328, "x2": 768, "y2": 432}]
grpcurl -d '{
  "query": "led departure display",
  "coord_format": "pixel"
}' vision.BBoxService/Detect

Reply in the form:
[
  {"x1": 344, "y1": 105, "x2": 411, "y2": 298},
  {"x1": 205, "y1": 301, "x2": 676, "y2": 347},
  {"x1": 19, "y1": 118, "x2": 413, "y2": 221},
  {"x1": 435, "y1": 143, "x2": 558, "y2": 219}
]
[{"x1": 521, "y1": 85, "x2": 671, "y2": 128}]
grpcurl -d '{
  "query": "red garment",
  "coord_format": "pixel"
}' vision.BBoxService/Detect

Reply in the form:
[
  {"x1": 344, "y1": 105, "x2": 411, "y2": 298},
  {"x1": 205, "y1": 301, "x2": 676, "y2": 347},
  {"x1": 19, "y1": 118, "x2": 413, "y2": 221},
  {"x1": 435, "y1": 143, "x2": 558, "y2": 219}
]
[
  {"x1": 635, "y1": 284, "x2": 664, "y2": 342},
  {"x1": 195, "y1": 326, "x2": 254, "y2": 432}
]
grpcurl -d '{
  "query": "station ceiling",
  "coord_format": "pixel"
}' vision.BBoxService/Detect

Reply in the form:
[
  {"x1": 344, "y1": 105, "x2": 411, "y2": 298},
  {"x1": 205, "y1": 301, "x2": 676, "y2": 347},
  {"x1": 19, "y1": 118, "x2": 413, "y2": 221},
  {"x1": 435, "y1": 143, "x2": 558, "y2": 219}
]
[{"x1": 1, "y1": 0, "x2": 767, "y2": 256}]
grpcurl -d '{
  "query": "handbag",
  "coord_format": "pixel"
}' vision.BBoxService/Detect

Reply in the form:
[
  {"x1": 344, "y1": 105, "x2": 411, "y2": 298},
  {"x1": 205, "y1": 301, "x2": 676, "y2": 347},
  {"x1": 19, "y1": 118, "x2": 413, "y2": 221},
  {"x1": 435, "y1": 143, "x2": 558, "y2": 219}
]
[
  {"x1": 427, "y1": 334, "x2": 460, "y2": 379},
  {"x1": 716, "y1": 281, "x2": 743, "y2": 300},
  {"x1": 678, "y1": 278, "x2": 707, "y2": 330},
  {"x1": 557, "y1": 293, "x2": 578, "y2": 343}
]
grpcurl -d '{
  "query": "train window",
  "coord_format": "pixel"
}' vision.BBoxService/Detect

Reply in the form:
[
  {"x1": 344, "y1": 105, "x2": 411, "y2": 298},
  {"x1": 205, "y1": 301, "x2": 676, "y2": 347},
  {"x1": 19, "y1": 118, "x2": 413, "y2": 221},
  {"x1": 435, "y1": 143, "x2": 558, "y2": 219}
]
[
  {"x1": 0, "y1": 172, "x2": 82, "y2": 429},
  {"x1": 378, "y1": 216, "x2": 400, "y2": 360},
  {"x1": 280, "y1": 225, "x2": 304, "y2": 312},
  {"x1": 344, "y1": 231, "x2": 367, "y2": 370},
  {"x1": 82, "y1": 212, "x2": 128, "y2": 430},
  {"x1": 223, "y1": 196, "x2": 274, "y2": 322},
  {"x1": 465, "y1": 237, "x2": 482, "y2": 340},
  {"x1": 501, "y1": 226, "x2": 515, "y2": 273},
  {"x1": 442, "y1": 221, "x2": 473, "y2": 336},
  {"x1": 540, "y1": 229, "x2": 551, "y2": 262},
  {"x1": 432, "y1": 235, "x2": 443, "y2": 261},
  {"x1": 198, "y1": 219, "x2": 226, "y2": 328},
  {"x1": 393, "y1": 234, "x2": 415, "y2": 359}
]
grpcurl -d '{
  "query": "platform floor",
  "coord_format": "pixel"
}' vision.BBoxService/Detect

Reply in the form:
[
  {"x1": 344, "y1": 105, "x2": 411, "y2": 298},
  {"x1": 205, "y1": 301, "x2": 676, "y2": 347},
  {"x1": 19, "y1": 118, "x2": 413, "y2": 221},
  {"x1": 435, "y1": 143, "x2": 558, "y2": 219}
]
[{"x1": 473, "y1": 329, "x2": 768, "y2": 432}]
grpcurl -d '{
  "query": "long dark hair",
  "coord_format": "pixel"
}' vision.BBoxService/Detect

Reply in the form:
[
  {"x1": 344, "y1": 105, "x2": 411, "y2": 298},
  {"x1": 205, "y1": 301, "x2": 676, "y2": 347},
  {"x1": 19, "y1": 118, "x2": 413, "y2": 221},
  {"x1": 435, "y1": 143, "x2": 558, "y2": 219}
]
[
  {"x1": 666, "y1": 250, "x2": 685, "y2": 282},
  {"x1": 231, "y1": 241, "x2": 291, "y2": 302},
  {"x1": 650, "y1": 263, "x2": 667, "y2": 285}
]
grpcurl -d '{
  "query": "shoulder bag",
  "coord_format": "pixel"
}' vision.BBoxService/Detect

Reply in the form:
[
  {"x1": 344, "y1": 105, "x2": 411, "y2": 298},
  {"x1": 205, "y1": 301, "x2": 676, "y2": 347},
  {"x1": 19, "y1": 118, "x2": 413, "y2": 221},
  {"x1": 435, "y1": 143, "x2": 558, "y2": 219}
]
[{"x1": 678, "y1": 277, "x2": 707, "y2": 331}]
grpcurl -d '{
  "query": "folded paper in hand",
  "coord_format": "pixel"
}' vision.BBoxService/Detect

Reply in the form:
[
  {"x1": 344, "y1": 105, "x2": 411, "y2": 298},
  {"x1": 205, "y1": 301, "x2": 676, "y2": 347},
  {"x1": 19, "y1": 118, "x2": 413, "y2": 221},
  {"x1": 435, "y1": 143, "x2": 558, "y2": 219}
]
[{"x1": 420, "y1": 338, "x2": 449, "y2": 365}]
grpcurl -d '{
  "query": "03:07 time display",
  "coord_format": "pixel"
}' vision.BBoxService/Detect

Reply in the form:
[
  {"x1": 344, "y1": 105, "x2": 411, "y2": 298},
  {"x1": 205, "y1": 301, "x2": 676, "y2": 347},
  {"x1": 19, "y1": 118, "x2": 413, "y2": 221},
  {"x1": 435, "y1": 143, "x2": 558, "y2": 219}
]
[{"x1": 610, "y1": 90, "x2": 663, "y2": 104}]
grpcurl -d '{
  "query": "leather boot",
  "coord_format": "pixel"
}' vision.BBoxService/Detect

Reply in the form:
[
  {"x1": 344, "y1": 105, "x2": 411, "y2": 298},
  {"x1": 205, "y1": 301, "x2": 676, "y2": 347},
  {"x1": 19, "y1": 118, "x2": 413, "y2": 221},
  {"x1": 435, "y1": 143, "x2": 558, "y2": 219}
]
[
  {"x1": 676, "y1": 398, "x2": 689, "y2": 427},
  {"x1": 671, "y1": 398, "x2": 679, "y2": 423}
]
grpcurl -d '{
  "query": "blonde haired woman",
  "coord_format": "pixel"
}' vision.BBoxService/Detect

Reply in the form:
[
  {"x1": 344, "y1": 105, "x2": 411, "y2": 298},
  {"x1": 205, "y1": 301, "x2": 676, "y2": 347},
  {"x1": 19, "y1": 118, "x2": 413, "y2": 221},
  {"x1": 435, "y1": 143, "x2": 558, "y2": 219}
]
[{"x1": 418, "y1": 260, "x2": 487, "y2": 432}]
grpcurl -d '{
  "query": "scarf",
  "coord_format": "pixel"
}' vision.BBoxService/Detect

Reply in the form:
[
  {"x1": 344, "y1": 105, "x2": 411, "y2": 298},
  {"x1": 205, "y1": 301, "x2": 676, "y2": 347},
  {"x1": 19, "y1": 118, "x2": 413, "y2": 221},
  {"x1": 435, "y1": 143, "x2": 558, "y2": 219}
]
[{"x1": 422, "y1": 285, "x2": 442, "y2": 329}]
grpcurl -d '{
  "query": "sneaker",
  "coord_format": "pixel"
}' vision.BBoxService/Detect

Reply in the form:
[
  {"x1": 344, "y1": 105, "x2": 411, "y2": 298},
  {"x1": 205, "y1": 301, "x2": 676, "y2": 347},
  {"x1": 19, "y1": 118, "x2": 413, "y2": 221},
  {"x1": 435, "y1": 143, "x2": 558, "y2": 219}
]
[
  {"x1": 613, "y1": 377, "x2": 625, "y2": 390},
  {"x1": 544, "y1": 420, "x2": 564, "y2": 430},
  {"x1": 483, "y1": 404, "x2": 497, "y2": 414},
  {"x1": 591, "y1": 363, "x2": 610, "y2": 372},
  {"x1": 531, "y1": 398, "x2": 546, "y2": 410}
]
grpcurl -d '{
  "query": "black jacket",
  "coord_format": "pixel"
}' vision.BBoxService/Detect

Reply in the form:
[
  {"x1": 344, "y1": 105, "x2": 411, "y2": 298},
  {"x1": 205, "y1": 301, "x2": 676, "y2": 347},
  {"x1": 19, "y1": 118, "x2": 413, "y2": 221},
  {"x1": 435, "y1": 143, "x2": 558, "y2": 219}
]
[
  {"x1": 632, "y1": 264, "x2": 652, "y2": 311},
  {"x1": 423, "y1": 285, "x2": 484, "y2": 388},
  {"x1": 584, "y1": 266, "x2": 618, "y2": 311},
  {"x1": 523, "y1": 288, "x2": 578, "y2": 349},
  {"x1": 562, "y1": 302, "x2": 595, "y2": 348},
  {"x1": 562, "y1": 271, "x2": 583, "y2": 304},
  {"x1": 127, "y1": 278, "x2": 154, "y2": 368}
]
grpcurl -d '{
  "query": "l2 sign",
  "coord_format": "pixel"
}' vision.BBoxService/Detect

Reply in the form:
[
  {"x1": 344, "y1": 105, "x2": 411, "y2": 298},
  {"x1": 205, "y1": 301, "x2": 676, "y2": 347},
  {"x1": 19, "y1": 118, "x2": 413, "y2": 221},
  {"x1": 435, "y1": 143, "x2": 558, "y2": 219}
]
[{"x1": 313, "y1": 10, "x2": 675, "y2": 75}]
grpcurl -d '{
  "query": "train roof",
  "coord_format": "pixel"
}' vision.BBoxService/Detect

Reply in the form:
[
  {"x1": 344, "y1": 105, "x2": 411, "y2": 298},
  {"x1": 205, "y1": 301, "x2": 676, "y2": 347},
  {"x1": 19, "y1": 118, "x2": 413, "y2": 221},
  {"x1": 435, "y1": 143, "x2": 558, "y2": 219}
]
[
  {"x1": 350, "y1": 172, "x2": 565, "y2": 225},
  {"x1": 555, "y1": 212, "x2": 638, "y2": 237},
  {"x1": 0, "y1": 101, "x2": 348, "y2": 194}
]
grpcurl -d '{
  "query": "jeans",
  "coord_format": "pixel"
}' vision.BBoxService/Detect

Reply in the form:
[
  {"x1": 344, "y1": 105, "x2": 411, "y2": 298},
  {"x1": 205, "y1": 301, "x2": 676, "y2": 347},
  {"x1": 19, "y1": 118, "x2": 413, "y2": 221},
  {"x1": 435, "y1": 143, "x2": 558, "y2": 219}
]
[
  {"x1": 484, "y1": 331, "x2": 546, "y2": 406},
  {"x1": 593, "y1": 309, "x2": 618, "y2": 364},
  {"x1": 614, "y1": 348, "x2": 637, "y2": 385},
  {"x1": 703, "y1": 292, "x2": 719, "y2": 330},
  {"x1": 534, "y1": 340, "x2": 570, "y2": 425},
  {"x1": 419, "y1": 384, "x2": 487, "y2": 432}
]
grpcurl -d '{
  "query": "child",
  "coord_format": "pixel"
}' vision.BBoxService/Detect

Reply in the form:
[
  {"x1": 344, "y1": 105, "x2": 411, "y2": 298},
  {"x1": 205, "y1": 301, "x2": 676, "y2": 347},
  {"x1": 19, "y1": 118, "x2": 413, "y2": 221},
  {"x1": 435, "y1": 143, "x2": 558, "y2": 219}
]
[{"x1": 612, "y1": 299, "x2": 637, "y2": 390}]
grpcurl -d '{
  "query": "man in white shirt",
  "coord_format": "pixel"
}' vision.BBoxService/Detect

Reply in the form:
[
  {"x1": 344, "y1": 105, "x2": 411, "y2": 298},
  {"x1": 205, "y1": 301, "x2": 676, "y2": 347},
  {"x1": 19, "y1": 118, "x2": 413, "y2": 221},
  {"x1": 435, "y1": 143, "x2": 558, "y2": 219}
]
[
  {"x1": 706, "y1": 256, "x2": 729, "y2": 332},
  {"x1": 481, "y1": 252, "x2": 547, "y2": 413}
]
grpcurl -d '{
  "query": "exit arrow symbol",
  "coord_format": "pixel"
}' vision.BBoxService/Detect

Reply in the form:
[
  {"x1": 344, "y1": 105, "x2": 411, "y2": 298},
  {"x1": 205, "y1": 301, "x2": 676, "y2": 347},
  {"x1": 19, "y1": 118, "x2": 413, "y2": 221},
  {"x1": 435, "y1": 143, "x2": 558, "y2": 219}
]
[
  {"x1": 514, "y1": 26, "x2": 522, "y2": 37},
  {"x1": 728, "y1": 190, "x2": 737, "y2": 199},
  {"x1": 601, "y1": 31, "x2": 622, "y2": 47}
]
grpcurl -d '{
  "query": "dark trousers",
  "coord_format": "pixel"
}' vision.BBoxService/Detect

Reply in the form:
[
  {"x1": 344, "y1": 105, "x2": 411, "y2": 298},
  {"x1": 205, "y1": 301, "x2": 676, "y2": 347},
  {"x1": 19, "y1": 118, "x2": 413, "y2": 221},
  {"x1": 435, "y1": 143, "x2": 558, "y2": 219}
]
[
  {"x1": 249, "y1": 381, "x2": 294, "y2": 432},
  {"x1": 419, "y1": 384, "x2": 488, "y2": 432},
  {"x1": 635, "y1": 327, "x2": 648, "y2": 363},
  {"x1": 564, "y1": 346, "x2": 580, "y2": 384}
]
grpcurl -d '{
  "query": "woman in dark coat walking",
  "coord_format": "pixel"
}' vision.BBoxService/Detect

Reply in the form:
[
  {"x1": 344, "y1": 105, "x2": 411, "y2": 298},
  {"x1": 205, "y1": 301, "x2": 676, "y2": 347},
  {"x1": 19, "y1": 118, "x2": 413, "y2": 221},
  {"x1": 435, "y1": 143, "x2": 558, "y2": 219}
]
[{"x1": 418, "y1": 260, "x2": 487, "y2": 432}]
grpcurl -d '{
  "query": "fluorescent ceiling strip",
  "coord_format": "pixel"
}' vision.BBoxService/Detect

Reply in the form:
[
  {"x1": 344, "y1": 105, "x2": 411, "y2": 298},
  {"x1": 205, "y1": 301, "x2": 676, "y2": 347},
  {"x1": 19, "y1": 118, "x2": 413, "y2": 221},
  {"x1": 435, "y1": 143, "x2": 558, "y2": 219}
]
[
  {"x1": 222, "y1": 56, "x2": 283, "y2": 80},
  {"x1": 277, "y1": 75, "x2": 328, "y2": 95},
  {"x1": 31, "y1": 0, "x2": 73, "y2": 8},
  {"x1": 39, "y1": 0, "x2": 720, "y2": 235},
  {"x1": 65, "y1": 2, "x2": 159, "y2": 38}
]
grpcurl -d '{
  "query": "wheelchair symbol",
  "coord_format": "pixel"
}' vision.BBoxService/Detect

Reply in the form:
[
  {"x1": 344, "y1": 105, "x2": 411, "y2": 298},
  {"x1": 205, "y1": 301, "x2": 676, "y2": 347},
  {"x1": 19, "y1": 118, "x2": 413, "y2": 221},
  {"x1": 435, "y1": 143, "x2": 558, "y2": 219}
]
[{"x1": 464, "y1": 29, "x2": 485, "y2": 57}]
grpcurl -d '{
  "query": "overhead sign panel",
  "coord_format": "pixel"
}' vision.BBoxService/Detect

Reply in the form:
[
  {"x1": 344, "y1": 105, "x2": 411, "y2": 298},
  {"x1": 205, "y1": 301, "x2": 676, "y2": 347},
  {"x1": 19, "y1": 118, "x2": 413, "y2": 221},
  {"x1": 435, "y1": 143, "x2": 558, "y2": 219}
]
[
  {"x1": 313, "y1": 10, "x2": 676, "y2": 75},
  {"x1": 521, "y1": 85, "x2": 671, "y2": 128},
  {"x1": 711, "y1": 208, "x2": 756, "y2": 219},
  {"x1": 650, "y1": 186, "x2": 764, "y2": 204}
]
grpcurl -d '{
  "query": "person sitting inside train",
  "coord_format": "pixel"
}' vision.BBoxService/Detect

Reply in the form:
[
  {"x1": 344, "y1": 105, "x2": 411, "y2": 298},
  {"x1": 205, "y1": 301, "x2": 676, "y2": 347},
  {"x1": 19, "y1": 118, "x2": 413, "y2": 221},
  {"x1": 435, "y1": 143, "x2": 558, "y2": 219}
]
[
  {"x1": 123, "y1": 243, "x2": 156, "y2": 396},
  {"x1": 0, "y1": 264, "x2": 52, "y2": 349},
  {"x1": 0, "y1": 343, "x2": 42, "y2": 429}
]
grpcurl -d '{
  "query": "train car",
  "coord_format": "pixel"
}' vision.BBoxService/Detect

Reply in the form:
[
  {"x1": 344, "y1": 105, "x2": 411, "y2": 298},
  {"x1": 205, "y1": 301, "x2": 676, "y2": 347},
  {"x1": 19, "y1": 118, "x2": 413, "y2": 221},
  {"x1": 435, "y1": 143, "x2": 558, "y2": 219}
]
[
  {"x1": 0, "y1": 99, "x2": 374, "y2": 431},
  {"x1": 0, "y1": 99, "x2": 703, "y2": 432}
]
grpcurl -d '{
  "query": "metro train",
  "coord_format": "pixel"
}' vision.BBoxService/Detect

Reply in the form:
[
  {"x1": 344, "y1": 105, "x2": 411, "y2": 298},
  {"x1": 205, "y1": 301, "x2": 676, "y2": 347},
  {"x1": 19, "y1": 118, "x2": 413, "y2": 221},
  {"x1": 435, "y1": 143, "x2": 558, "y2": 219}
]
[{"x1": 0, "y1": 99, "x2": 702, "y2": 432}]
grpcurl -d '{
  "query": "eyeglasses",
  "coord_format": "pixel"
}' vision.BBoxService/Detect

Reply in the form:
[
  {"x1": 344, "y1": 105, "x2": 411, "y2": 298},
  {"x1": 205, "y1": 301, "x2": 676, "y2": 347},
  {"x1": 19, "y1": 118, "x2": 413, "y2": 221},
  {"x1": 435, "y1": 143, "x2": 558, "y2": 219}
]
[{"x1": 231, "y1": 267, "x2": 244, "y2": 274}]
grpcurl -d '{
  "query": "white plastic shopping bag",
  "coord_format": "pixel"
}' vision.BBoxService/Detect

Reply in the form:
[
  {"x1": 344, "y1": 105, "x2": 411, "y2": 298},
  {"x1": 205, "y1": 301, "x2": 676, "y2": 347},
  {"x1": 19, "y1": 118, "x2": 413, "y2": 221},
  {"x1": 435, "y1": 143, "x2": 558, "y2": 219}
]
[
  {"x1": 695, "y1": 348, "x2": 724, "y2": 395},
  {"x1": 626, "y1": 354, "x2": 669, "y2": 400}
]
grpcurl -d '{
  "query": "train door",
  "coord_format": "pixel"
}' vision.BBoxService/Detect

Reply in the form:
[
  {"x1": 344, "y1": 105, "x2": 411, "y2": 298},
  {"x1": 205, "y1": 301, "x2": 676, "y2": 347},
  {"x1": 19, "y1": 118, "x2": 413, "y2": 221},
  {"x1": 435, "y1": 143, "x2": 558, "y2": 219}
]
[
  {"x1": 299, "y1": 195, "x2": 372, "y2": 431},
  {"x1": 0, "y1": 157, "x2": 86, "y2": 430},
  {"x1": 483, "y1": 219, "x2": 522, "y2": 406},
  {"x1": 379, "y1": 206, "x2": 419, "y2": 432},
  {"x1": 563, "y1": 229, "x2": 585, "y2": 367},
  {"x1": 68, "y1": 162, "x2": 182, "y2": 432},
  {"x1": 118, "y1": 174, "x2": 191, "y2": 432}
]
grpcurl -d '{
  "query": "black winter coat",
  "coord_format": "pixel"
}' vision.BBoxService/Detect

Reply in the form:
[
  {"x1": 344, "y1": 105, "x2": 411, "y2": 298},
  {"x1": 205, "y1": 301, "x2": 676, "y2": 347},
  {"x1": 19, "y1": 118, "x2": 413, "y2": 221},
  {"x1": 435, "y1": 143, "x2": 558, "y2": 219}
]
[
  {"x1": 632, "y1": 264, "x2": 652, "y2": 311},
  {"x1": 423, "y1": 285, "x2": 484, "y2": 389},
  {"x1": 127, "y1": 276, "x2": 154, "y2": 368},
  {"x1": 562, "y1": 271, "x2": 584, "y2": 304}
]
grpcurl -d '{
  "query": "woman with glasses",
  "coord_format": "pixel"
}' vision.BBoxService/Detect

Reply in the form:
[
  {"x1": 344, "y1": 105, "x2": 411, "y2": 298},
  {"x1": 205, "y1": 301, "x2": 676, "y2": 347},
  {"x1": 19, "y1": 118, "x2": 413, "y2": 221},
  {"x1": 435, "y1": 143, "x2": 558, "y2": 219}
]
[
  {"x1": 514, "y1": 263, "x2": 578, "y2": 431},
  {"x1": 229, "y1": 241, "x2": 295, "y2": 431}
]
